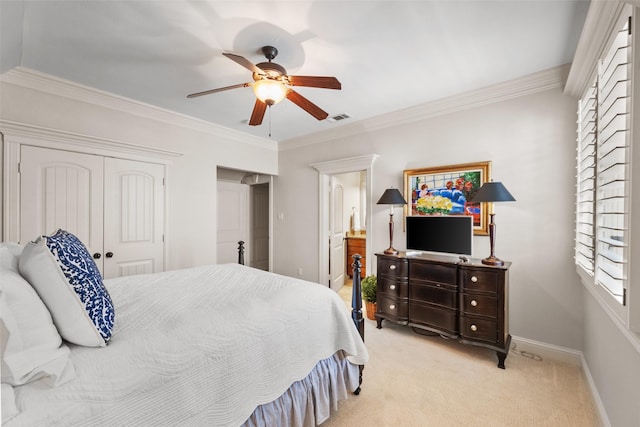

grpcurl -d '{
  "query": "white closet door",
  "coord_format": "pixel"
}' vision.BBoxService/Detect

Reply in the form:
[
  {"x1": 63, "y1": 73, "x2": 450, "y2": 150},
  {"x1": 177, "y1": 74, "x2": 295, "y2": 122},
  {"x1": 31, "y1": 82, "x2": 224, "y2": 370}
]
[
  {"x1": 217, "y1": 181, "x2": 249, "y2": 265},
  {"x1": 330, "y1": 180, "x2": 345, "y2": 290},
  {"x1": 20, "y1": 145, "x2": 105, "y2": 272},
  {"x1": 103, "y1": 158, "x2": 165, "y2": 278}
]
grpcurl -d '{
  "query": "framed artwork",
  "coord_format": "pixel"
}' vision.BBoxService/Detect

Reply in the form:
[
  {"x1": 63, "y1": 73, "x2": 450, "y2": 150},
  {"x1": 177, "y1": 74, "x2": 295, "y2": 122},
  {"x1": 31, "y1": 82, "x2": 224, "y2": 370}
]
[{"x1": 403, "y1": 161, "x2": 491, "y2": 235}]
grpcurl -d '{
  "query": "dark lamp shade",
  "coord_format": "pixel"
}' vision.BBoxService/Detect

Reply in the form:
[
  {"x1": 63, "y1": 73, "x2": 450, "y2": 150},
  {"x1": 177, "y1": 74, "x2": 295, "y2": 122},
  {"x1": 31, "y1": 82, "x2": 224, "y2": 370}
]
[
  {"x1": 471, "y1": 182, "x2": 515, "y2": 203},
  {"x1": 377, "y1": 188, "x2": 407, "y2": 205}
]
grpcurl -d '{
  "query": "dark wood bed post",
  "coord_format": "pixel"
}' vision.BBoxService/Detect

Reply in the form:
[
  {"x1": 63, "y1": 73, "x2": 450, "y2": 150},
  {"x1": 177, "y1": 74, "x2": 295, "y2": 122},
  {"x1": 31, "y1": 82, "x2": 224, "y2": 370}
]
[
  {"x1": 351, "y1": 254, "x2": 364, "y2": 395},
  {"x1": 238, "y1": 241, "x2": 245, "y2": 265}
]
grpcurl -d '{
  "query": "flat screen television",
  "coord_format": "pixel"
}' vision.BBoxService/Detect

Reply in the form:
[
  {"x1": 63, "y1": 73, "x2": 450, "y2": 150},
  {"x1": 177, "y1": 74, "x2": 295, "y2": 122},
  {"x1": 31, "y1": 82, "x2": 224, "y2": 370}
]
[{"x1": 405, "y1": 215, "x2": 473, "y2": 256}]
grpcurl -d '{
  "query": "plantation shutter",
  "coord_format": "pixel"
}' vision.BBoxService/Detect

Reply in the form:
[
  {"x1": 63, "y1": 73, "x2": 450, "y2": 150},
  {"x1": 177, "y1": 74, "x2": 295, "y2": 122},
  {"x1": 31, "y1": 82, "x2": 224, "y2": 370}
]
[
  {"x1": 594, "y1": 18, "x2": 631, "y2": 304},
  {"x1": 575, "y1": 80, "x2": 597, "y2": 275}
]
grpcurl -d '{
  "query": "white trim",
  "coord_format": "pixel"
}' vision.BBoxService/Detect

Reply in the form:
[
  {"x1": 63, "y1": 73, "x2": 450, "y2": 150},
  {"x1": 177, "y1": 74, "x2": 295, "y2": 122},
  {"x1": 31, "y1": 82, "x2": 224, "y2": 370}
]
[
  {"x1": 0, "y1": 67, "x2": 277, "y2": 151},
  {"x1": 310, "y1": 154, "x2": 380, "y2": 176},
  {"x1": 1, "y1": 120, "x2": 182, "y2": 162},
  {"x1": 511, "y1": 335, "x2": 582, "y2": 367},
  {"x1": 565, "y1": 1, "x2": 629, "y2": 97},
  {"x1": 281, "y1": 65, "x2": 568, "y2": 151},
  {"x1": 1, "y1": 133, "x2": 20, "y2": 242},
  {"x1": 577, "y1": 266, "x2": 640, "y2": 354},
  {"x1": 581, "y1": 353, "x2": 612, "y2": 427},
  {"x1": 311, "y1": 154, "x2": 379, "y2": 287}
]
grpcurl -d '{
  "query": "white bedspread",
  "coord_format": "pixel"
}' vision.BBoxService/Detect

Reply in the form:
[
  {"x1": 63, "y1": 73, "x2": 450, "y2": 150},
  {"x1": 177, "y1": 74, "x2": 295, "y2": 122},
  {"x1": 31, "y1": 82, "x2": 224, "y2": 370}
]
[{"x1": 8, "y1": 264, "x2": 368, "y2": 426}]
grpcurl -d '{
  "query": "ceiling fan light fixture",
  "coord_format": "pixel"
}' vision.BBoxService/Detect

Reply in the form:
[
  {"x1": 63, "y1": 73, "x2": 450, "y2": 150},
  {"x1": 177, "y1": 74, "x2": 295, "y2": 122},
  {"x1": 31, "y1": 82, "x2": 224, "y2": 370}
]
[{"x1": 253, "y1": 79, "x2": 287, "y2": 105}]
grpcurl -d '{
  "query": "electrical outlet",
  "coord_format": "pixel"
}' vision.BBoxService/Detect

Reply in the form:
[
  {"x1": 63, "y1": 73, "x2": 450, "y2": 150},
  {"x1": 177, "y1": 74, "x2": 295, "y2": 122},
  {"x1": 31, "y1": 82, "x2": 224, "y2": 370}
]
[{"x1": 297, "y1": 268, "x2": 303, "y2": 276}]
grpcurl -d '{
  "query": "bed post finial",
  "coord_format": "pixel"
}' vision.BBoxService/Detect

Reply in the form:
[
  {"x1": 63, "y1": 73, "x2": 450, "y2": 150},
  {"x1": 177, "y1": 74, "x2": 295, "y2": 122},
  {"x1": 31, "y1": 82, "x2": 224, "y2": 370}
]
[
  {"x1": 238, "y1": 241, "x2": 245, "y2": 265},
  {"x1": 351, "y1": 253, "x2": 364, "y2": 395},
  {"x1": 351, "y1": 254, "x2": 364, "y2": 340}
]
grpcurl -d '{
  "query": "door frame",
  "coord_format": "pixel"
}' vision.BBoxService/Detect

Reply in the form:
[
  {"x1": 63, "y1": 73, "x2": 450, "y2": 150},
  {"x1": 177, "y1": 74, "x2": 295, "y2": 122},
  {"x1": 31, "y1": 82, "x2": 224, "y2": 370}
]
[
  {"x1": 311, "y1": 154, "x2": 379, "y2": 287},
  {"x1": 1, "y1": 123, "x2": 180, "y2": 269},
  {"x1": 241, "y1": 172, "x2": 273, "y2": 271}
]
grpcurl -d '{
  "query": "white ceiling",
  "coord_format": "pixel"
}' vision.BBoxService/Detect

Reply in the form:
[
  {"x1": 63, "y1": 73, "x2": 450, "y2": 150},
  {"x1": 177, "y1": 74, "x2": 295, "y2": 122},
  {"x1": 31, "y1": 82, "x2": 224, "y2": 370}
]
[{"x1": 0, "y1": 1, "x2": 590, "y2": 142}]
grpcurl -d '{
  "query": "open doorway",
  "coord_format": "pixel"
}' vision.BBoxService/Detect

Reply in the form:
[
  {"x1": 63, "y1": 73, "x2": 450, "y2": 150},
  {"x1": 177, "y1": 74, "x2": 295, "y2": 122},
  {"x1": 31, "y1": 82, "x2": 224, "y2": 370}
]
[
  {"x1": 216, "y1": 168, "x2": 272, "y2": 271},
  {"x1": 250, "y1": 183, "x2": 269, "y2": 270},
  {"x1": 311, "y1": 154, "x2": 379, "y2": 289},
  {"x1": 330, "y1": 172, "x2": 367, "y2": 292}
]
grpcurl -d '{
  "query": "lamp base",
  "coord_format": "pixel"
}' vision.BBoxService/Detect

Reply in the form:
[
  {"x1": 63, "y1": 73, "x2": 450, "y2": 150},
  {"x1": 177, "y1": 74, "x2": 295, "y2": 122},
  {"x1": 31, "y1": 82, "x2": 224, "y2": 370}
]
[
  {"x1": 481, "y1": 256, "x2": 504, "y2": 266},
  {"x1": 384, "y1": 247, "x2": 399, "y2": 255}
]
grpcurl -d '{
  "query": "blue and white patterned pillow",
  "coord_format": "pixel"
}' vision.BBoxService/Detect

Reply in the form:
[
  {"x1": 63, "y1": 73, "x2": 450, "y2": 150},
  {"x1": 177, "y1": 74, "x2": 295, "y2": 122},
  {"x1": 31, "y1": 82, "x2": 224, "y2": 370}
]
[{"x1": 19, "y1": 230, "x2": 115, "y2": 347}]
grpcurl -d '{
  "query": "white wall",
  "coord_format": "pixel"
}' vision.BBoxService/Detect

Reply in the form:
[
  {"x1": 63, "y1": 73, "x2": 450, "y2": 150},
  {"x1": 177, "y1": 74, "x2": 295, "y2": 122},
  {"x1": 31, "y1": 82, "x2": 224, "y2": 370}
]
[
  {"x1": 0, "y1": 69, "x2": 278, "y2": 270},
  {"x1": 334, "y1": 172, "x2": 362, "y2": 233},
  {"x1": 275, "y1": 86, "x2": 585, "y2": 351},
  {"x1": 583, "y1": 293, "x2": 640, "y2": 426}
]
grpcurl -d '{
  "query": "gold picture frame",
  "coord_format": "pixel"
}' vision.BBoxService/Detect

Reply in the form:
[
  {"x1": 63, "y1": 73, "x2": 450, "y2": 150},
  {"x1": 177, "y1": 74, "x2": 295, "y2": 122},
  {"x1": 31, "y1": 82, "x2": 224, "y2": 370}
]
[{"x1": 403, "y1": 161, "x2": 491, "y2": 235}]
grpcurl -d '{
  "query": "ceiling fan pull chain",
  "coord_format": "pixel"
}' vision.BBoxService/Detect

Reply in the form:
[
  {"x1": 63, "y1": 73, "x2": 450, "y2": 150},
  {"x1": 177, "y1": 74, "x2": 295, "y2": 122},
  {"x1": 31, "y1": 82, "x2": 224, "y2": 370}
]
[{"x1": 268, "y1": 105, "x2": 272, "y2": 138}]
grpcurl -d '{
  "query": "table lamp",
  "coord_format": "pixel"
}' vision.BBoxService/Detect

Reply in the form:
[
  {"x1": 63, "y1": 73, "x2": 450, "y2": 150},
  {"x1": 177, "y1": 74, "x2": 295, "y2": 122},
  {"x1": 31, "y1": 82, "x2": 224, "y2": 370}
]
[
  {"x1": 377, "y1": 188, "x2": 407, "y2": 255},
  {"x1": 470, "y1": 181, "x2": 515, "y2": 266}
]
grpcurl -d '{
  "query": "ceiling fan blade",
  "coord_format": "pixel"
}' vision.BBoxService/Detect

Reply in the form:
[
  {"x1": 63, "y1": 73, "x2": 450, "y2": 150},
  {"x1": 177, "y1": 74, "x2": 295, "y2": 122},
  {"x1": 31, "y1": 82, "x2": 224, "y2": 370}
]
[
  {"x1": 249, "y1": 99, "x2": 268, "y2": 126},
  {"x1": 286, "y1": 90, "x2": 329, "y2": 121},
  {"x1": 288, "y1": 76, "x2": 341, "y2": 90},
  {"x1": 187, "y1": 82, "x2": 251, "y2": 98},
  {"x1": 223, "y1": 53, "x2": 264, "y2": 75}
]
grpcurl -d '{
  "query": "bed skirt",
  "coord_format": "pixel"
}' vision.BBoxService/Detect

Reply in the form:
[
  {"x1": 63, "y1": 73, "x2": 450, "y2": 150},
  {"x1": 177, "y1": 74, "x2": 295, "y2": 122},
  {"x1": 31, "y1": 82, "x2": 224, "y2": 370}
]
[{"x1": 241, "y1": 351, "x2": 359, "y2": 427}]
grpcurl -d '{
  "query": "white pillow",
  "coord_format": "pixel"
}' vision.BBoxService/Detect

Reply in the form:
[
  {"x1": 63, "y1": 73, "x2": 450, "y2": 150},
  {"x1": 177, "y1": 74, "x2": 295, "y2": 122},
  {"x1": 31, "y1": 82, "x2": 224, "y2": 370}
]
[
  {"x1": 0, "y1": 244, "x2": 75, "y2": 387},
  {"x1": 18, "y1": 230, "x2": 115, "y2": 347}
]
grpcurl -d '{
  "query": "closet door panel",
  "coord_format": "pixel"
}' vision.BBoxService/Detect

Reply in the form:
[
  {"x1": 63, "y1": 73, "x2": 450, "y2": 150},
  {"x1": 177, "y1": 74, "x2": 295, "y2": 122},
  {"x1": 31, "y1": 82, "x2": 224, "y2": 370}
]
[
  {"x1": 20, "y1": 146, "x2": 105, "y2": 272},
  {"x1": 104, "y1": 158, "x2": 165, "y2": 278}
]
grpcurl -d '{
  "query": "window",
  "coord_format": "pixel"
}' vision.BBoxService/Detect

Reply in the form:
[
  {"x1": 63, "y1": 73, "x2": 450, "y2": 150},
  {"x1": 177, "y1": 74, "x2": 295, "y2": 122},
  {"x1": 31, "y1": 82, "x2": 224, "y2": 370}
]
[{"x1": 575, "y1": 15, "x2": 632, "y2": 316}]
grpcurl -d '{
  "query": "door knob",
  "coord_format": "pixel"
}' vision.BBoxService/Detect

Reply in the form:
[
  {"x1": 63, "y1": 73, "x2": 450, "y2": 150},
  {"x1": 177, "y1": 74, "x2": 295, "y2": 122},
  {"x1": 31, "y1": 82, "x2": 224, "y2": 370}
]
[
  {"x1": 105, "y1": 252, "x2": 114, "y2": 258},
  {"x1": 93, "y1": 253, "x2": 101, "y2": 259}
]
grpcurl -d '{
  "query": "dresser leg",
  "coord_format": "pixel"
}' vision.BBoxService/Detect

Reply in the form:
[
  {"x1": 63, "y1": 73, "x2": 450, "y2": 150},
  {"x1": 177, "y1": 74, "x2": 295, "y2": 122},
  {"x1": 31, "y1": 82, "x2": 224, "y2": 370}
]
[
  {"x1": 376, "y1": 317, "x2": 383, "y2": 329},
  {"x1": 496, "y1": 351, "x2": 507, "y2": 369}
]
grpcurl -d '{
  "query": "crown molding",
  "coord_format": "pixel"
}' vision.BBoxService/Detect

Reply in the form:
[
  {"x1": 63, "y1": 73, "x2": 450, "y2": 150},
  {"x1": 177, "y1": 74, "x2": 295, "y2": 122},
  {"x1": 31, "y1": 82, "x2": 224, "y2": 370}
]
[
  {"x1": 565, "y1": 0, "x2": 631, "y2": 97},
  {"x1": 280, "y1": 65, "x2": 569, "y2": 151},
  {"x1": 0, "y1": 119, "x2": 183, "y2": 162},
  {"x1": 0, "y1": 67, "x2": 277, "y2": 151},
  {"x1": 310, "y1": 154, "x2": 379, "y2": 175}
]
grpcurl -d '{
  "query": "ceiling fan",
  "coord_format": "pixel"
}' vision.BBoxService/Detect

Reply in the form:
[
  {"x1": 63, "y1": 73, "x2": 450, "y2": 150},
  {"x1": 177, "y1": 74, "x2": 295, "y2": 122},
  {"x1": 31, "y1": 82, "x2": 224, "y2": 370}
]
[{"x1": 187, "y1": 46, "x2": 341, "y2": 126}]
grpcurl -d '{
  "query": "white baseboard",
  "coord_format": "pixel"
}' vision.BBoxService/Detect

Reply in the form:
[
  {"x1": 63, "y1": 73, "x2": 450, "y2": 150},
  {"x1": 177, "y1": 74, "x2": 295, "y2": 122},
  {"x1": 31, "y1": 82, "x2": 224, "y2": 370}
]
[
  {"x1": 511, "y1": 335, "x2": 610, "y2": 427},
  {"x1": 511, "y1": 335, "x2": 582, "y2": 366},
  {"x1": 579, "y1": 353, "x2": 611, "y2": 427}
]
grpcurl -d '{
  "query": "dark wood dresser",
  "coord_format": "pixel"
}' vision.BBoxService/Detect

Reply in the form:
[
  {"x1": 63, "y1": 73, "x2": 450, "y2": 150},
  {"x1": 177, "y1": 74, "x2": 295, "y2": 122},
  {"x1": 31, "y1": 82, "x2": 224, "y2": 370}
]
[
  {"x1": 375, "y1": 252, "x2": 511, "y2": 368},
  {"x1": 345, "y1": 237, "x2": 366, "y2": 278}
]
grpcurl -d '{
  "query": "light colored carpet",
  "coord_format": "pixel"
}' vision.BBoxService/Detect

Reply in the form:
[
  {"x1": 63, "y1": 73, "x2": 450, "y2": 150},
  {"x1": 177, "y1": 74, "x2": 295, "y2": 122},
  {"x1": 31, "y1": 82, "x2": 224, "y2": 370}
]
[{"x1": 323, "y1": 284, "x2": 601, "y2": 427}]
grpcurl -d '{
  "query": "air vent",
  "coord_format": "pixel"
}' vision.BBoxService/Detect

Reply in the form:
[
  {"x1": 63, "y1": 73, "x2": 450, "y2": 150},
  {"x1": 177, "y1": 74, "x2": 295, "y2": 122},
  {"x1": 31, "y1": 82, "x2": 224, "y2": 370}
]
[{"x1": 327, "y1": 113, "x2": 351, "y2": 123}]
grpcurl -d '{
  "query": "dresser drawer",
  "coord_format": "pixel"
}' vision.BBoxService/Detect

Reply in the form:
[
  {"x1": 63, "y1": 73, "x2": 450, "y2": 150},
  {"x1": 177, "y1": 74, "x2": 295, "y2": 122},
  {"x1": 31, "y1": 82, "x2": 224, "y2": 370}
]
[
  {"x1": 410, "y1": 283, "x2": 456, "y2": 310},
  {"x1": 410, "y1": 261, "x2": 457, "y2": 286},
  {"x1": 459, "y1": 268, "x2": 499, "y2": 293},
  {"x1": 409, "y1": 302, "x2": 457, "y2": 336},
  {"x1": 377, "y1": 257, "x2": 408, "y2": 279},
  {"x1": 460, "y1": 293, "x2": 497, "y2": 318},
  {"x1": 377, "y1": 294, "x2": 409, "y2": 321},
  {"x1": 459, "y1": 315, "x2": 498, "y2": 344},
  {"x1": 378, "y1": 276, "x2": 408, "y2": 298}
]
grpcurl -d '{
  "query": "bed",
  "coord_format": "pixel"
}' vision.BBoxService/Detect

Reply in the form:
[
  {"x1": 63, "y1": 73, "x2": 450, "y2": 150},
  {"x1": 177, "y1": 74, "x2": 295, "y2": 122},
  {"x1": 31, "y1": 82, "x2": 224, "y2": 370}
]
[{"x1": 0, "y1": 235, "x2": 368, "y2": 426}]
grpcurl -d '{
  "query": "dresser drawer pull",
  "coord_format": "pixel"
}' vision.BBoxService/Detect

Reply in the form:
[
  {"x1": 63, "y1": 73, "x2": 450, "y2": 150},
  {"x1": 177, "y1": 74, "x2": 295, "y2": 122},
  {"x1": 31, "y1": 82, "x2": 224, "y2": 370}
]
[
  {"x1": 389, "y1": 265, "x2": 396, "y2": 270},
  {"x1": 470, "y1": 324, "x2": 478, "y2": 332},
  {"x1": 470, "y1": 300, "x2": 478, "y2": 307},
  {"x1": 389, "y1": 304, "x2": 396, "y2": 310},
  {"x1": 471, "y1": 276, "x2": 478, "y2": 283},
  {"x1": 390, "y1": 284, "x2": 396, "y2": 290}
]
